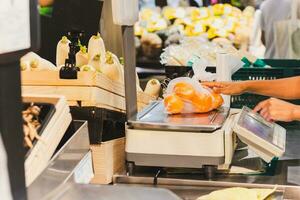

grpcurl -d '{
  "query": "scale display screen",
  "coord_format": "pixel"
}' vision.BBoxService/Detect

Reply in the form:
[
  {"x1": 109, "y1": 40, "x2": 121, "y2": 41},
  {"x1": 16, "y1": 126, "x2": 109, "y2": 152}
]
[
  {"x1": 237, "y1": 107, "x2": 278, "y2": 146},
  {"x1": 234, "y1": 106, "x2": 286, "y2": 162}
]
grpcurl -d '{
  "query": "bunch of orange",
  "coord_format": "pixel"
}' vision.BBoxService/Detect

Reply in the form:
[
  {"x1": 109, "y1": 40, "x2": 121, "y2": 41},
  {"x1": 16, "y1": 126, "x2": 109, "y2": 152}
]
[{"x1": 164, "y1": 82, "x2": 223, "y2": 114}]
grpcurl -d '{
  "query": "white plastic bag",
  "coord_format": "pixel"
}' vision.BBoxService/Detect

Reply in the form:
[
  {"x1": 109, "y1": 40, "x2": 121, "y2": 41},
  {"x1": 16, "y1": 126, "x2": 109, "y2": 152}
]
[
  {"x1": 191, "y1": 56, "x2": 216, "y2": 82},
  {"x1": 160, "y1": 45, "x2": 192, "y2": 66},
  {"x1": 165, "y1": 77, "x2": 209, "y2": 96}
]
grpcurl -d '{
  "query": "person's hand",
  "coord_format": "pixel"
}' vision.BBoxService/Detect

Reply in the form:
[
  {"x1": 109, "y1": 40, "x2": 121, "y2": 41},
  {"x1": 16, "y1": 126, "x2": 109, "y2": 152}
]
[
  {"x1": 202, "y1": 81, "x2": 247, "y2": 95},
  {"x1": 254, "y1": 98, "x2": 298, "y2": 122}
]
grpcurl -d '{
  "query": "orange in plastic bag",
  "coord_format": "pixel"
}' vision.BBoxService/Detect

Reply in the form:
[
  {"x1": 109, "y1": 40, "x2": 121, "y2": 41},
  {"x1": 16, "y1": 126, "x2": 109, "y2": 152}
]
[
  {"x1": 173, "y1": 82, "x2": 196, "y2": 100},
  {"x1": 191, "y1": 92, "x2": 213, "y2": 113},
  {"x1": 211, "y1": 91, "x2": 224, "y2": 109},
  {"x1": 164, "y1": 94, "x2": 184, "y2": 114},
  {"x1": 163, "y1": 77, "x2": 223, "y2": 114}
]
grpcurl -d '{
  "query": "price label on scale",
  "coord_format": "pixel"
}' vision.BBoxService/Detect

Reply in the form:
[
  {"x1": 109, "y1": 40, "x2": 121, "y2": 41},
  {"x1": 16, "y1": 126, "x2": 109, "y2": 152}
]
[{"x1": 0, "y1": 0, "x2": 31, "y2": 54}]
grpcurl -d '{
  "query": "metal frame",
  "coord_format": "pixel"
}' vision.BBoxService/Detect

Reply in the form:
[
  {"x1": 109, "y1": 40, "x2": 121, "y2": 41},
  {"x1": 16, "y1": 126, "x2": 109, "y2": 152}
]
[
  {"x1": 121, "y1": 26, "x2": 138, "y2": 121},
  {"x1": 0, "y1": 63, "x2": 27, "y2": 200}
]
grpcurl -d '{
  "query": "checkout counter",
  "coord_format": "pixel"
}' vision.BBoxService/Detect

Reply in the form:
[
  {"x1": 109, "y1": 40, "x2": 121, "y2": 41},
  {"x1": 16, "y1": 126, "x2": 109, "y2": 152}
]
[
  {"x1": 114, "y1": 121, "x2": 300, "y2": 199},
  {"x1": 1, "y1": 0, "x2": 300, "y2": 200},
  {"x1": 26, "y1": 108, "x2": 300, "y2": 200}
]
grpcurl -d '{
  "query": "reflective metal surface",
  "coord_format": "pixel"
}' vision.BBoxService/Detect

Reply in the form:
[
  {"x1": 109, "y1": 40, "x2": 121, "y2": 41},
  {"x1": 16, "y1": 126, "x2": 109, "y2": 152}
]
[
  {"x1": 114, "y1": 176, "x2": 295, "y2": 200},
  {"x1": 44, "y1": 183, "x2": 181, "y2": 200},
  {"x1": 27, "y1": 121, "x2": 90, "y2": 200},
  {"x1": 128, "y1": 101, "x2": 230, "y2": 132},
  {"x1": 26, "y1": 122, "x2": 300, "y2": 200}
]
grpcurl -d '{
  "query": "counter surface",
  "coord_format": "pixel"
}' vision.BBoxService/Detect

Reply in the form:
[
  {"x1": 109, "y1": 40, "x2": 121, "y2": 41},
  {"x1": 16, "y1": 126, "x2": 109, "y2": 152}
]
[
  {"x1": 113, "y1": 123, "x2": 300, "y2": 199},
  {"x1": 27, "y1": 122, "x2": 300, "y2": 200},
  {"x1": 27, "y1": 121, "x2": 90, "y2": 200}
]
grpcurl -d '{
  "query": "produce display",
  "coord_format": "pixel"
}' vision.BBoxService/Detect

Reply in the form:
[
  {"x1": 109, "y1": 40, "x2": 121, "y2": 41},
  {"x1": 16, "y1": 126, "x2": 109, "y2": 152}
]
[
  {"x1": 20, "y1": 33, "x2": 161, "y2": 95},
  {"x1": 140, "y1": 33, "x2": 162, "y2": 58},
  {"x1": 144, "y1": 79, "x2": 161, "y2": 98},
  {"x1": 23, "y1": 103, "x2": 42, "y2": 148},
  {"x1": 56, "y1": 36, "x2": 70, "y2": 68},
  {"x1": 135, "y1": 4, "x2": 255, "y2": 59},
  {"x1": 161, "y1": 36, "x2": 237, "y2": 66},
  {"x1": 20, "y1": 52, "x2": 56, "y2": 71},
  {"x1": 197, "y1": 187, "x2": 276, "y2": 200},
  {"x1": 163, "y1": 77, "x2": 223, "y2": 114}
]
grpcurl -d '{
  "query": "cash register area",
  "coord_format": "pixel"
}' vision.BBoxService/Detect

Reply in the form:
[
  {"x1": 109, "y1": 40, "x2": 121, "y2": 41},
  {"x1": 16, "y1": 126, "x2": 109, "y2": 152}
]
[{"x1": 1, "y1": 0, "x2": 300, "y2": 200}]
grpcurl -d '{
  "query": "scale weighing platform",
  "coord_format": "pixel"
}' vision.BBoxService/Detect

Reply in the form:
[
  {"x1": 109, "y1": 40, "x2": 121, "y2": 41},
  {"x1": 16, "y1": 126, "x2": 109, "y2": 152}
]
[
  {"x1": 126, "y1": 101, "x2": 286, "y2": 174},
  {"x1": 129, "y1": 101, "x2": 230, "y2": 132}
]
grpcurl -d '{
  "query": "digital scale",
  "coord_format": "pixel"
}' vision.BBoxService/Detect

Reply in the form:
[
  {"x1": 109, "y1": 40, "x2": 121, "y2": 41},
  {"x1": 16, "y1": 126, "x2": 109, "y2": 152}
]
[{"x1": 126, "y1": 101, "x2": 286, "y2": 175}]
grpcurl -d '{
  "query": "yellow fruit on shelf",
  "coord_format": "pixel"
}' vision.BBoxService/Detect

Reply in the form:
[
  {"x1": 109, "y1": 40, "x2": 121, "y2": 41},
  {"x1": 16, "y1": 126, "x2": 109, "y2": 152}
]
[
  {"x1": 134, "y1": 23, "x2": 145, "y2": 36},
  {"x1": 146, "y1": 18, "x2": 168, "y2": 32},
  {"x1": 212, "y1": 4, "x2": 224, "y2": 16},
  {"x1": 199, "y1": 7, "x2": 210, "y2": 19},
  {"x1": 190, "y1": 8, "x2": 201, "y2": 21},
  {"x1": 223, "y1": 4, "x2": 233, "y2": 15},
  {"x1": 207, "y1": 28, "x2": 217, "y2": 39},
  {"x1": 163, "y1": 7, "x2": 177, "y2": 20},
  {"x1": 212, "y1": 17, "x2": 225, "y2": 28},
  {"x1": 215, "y1": 29, "x2": 229, "y2": 38},
  {"x1": 140, "y1": 8, "x2": 155, "y2": 21}
]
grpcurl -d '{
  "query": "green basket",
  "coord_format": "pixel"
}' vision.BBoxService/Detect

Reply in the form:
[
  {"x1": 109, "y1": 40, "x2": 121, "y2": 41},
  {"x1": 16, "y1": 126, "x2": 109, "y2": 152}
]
[
  {"x1": 39, "y1": 6, "x2": 53, "y2": 17},
  {"x1": 231, "y1": 59, "x2": 300, "y2": 108}
]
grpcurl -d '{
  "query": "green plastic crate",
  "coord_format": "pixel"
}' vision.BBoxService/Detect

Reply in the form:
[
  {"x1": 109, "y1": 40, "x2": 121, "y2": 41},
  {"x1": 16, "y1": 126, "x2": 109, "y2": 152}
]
[{"x1": 231, "y1": 59, "x2": 300, "y2": 108}]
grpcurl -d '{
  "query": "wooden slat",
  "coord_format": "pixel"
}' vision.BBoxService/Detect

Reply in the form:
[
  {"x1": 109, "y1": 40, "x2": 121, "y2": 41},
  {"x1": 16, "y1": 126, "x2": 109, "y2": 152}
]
[
  {"x1": 22, "y1": 85, "x2": 154, "y2": 112},
  {"x1": 22, "y1": 86, "x2": 125, "y2": 111},
  {"x1": 21, "y1": 71, "x2": 156, "y2": 104},
  {"x1": 24, "y1": 95, "x2": 72, "y2": 186},
  {"x1": 90, "y1": 138, "x2": 125, "y2": 184},
  {"x1": 22, "y1": 71, "x2": 124, "y2": 96}
]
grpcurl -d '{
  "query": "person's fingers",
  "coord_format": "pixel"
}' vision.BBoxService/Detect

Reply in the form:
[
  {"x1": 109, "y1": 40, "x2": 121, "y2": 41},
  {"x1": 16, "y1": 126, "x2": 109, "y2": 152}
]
[
  {"x1": 266, "y1": 114, "x2": 273, "y2": 122},
  {"x1": 260, "y1": 109, "x2": 273, "y2": 121},
  {"x1": 213, "y1": 87, "x2": 227, "y2": 94},
  {"x1": 213, "y1": 87, "x2": 221, "y2": 93},
  {"x1": 261, "y1": 111, "x2": 270, "y2": 120},
  {"x1": 201, "y1": 82, "x2": 214, "y2": 87},
  {"x1": 253, "y1": 99, "x2": 270, "y2": 113},
  {"x1": 260, "y1": 107, "x2": 269, "y2": 117},
  {"x1": 269, "y1": 109, "x2": 280, "y2": 121},
  {"x1": 202, "y1": 82, "x2": 225, "y2": 88}
]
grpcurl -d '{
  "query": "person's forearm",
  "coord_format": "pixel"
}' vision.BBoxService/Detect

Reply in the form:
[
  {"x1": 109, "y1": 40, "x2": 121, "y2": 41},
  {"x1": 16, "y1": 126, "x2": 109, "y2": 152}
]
[
  {"x1": 292, "y1": 105, "x2": 300, "y2": 121},
  {"x1": 242, "y1": 76, "x2": 300, "y2": 99}
]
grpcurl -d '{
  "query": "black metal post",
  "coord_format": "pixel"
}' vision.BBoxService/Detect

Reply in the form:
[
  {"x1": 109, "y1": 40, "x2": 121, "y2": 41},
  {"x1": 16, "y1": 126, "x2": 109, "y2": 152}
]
[
  {"x1": 0, "y1": 62, "x2": 27, "y2": 200},
  {"x1": 121, "y1": 26, "x2": 138, "y2": 121}
]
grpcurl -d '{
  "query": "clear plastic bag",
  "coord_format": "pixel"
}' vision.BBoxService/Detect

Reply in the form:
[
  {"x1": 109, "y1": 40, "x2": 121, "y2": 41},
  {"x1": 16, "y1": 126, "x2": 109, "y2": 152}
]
[
  {"x1": 161, "y1": 37, "x2": 233, "y2": 67},
  {"x1": 163, "y1": 77, "x2": 223, "y2": 114},
  {"x1": 191, "y1": 56, "x2": 216, "y2": 82}
]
